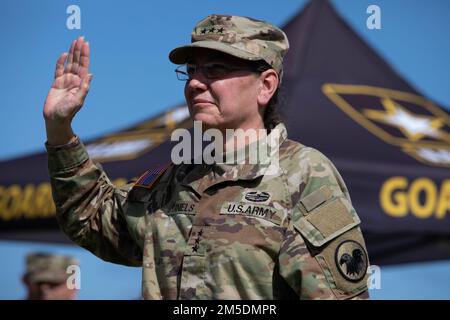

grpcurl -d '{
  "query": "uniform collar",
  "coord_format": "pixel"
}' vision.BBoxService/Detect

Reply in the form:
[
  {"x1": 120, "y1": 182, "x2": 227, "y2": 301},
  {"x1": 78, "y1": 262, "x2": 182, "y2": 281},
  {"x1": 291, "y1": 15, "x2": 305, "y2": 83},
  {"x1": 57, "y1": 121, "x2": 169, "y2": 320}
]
[{"x1": 181, "y1": 123, "x2": 288, "y2": 194}]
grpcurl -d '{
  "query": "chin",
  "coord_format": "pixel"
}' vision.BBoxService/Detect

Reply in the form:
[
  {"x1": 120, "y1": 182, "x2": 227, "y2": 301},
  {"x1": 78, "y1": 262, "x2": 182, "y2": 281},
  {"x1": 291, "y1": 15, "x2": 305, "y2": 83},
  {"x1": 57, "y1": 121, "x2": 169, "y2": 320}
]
[{"x1": 192, "y1": 114, "x2": 220, "y2": 130}]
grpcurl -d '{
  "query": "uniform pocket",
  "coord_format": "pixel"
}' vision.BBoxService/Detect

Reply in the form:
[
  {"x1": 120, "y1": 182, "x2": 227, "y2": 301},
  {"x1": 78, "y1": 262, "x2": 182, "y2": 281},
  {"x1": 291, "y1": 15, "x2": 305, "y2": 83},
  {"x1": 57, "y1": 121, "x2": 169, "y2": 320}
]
[{"x1": 293, "y1": 196, "x2": 360, "y2": 247}]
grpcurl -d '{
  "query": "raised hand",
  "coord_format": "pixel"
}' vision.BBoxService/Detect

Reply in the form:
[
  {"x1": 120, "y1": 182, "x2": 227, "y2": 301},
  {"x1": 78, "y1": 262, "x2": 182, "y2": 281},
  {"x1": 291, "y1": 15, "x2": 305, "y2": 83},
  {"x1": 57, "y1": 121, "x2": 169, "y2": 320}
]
[{"x1": 44, "y1": 37, "x2": 92, "y2": 145}]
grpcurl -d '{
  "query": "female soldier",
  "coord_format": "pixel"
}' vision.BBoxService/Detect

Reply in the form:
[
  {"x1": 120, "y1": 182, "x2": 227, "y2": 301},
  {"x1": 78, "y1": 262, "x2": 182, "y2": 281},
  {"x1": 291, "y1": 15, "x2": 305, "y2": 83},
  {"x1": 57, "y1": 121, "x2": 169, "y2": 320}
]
[{"x1": 44, "y1": 14, "x2": 370, "y2": 299}]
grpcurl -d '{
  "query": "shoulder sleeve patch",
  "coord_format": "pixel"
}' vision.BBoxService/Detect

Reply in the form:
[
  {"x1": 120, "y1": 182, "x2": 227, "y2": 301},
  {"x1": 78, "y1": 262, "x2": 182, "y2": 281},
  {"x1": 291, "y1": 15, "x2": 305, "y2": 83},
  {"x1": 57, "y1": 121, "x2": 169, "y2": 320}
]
[
  {"x1": 134, "y1": 163, "x2": 171, "y2": 189},
  {"x1": 315, "y1": 227, "x2": 370, "y2": 299},
  {"x1": 127, "y1": 163, "x2": 172, "y2": 203}
]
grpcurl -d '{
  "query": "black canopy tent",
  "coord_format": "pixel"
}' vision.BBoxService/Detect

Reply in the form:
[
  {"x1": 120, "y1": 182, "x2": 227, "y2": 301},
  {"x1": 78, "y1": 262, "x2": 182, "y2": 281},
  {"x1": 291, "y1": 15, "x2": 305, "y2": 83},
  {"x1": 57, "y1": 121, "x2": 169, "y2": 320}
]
[
  {"x1": 1, "y1": 0, "x2": 449, "y2": 265},
  {"x1": 281, "y1": 0, "x2": 450, "y2": 265}
]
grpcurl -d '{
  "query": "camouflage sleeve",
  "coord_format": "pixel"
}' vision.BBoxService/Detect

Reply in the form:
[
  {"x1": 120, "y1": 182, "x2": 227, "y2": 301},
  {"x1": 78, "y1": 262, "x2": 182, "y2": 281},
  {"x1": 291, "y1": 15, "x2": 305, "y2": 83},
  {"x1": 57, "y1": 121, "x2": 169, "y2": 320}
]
[
  {"x1": 46, "y1": 136, "x2": 144, "y2": 267},
  {"x1": 280, "y1": 147, "x2": 370, "y2": 299}
]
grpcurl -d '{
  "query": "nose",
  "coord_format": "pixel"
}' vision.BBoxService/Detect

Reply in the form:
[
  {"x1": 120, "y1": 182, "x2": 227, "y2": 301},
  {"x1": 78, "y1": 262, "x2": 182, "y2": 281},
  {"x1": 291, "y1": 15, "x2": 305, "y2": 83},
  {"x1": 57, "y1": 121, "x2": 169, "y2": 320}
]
[{"x1": 185, "y1": 71, "x2": 209, "y2": 92}]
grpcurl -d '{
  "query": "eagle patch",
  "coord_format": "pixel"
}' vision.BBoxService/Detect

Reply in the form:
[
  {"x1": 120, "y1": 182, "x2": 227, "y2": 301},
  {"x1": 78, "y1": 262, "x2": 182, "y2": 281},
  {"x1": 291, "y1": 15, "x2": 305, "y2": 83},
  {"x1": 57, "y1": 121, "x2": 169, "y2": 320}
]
[{"x1": 335, "y1": 240, "x2": 368, "y2": 282}]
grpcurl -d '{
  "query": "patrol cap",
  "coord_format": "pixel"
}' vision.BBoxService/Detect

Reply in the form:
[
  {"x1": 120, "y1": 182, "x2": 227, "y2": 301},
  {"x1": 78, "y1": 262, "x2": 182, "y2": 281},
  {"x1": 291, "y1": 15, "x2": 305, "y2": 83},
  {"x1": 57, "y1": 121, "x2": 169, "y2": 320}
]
[
  {"x1": 25, "y1": 252, "x2": 78, "y2": 284},
  {"x1": 169, "y1": 14, "x2": 290, "y2": 76}
]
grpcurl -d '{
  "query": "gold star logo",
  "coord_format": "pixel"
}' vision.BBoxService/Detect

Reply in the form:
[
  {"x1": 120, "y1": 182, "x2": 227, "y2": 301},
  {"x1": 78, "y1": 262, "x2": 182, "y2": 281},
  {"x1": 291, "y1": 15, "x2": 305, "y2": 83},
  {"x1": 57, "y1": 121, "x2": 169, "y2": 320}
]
[
  {"x1": 363, "y1": 98, "x2": 447, "y2": 142},
  {"x1": 322, "y1": 84, "x2": 450, "y2": 167}
]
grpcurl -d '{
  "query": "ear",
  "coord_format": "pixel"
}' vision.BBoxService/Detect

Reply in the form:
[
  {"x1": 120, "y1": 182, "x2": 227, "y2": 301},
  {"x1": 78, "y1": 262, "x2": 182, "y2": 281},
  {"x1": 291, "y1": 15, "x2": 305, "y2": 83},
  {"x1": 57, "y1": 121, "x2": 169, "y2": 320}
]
[{"x1": 256, "y1": 69, "x2": 279, "y2": 107}]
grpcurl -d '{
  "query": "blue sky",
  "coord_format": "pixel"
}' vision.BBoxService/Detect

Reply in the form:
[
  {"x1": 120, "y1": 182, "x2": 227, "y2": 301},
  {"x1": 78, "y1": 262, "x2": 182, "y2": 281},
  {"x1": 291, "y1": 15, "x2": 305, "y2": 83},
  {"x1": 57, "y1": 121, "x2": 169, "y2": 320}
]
[
  {"x1": 0, "y1": 0, "x2": 449, "y2": 160},
  {"x1": 0, "y1": 0, "x2": 450, "y2": 299}
]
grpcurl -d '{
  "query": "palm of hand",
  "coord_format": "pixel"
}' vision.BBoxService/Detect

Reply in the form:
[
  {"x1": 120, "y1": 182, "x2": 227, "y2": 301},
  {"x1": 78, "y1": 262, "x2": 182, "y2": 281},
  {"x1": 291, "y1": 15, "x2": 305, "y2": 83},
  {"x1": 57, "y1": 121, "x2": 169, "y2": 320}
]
[{"x1": 43, "y1": 37, "x2": 92, "y2": 123}]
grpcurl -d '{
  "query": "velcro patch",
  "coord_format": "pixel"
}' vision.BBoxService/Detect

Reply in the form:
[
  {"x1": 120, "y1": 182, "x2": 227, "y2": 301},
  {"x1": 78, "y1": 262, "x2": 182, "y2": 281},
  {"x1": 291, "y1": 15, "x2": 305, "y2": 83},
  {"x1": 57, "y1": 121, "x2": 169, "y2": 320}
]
[
  {"x1": 300, "y1": 185, "x2": 333, "y2": 212},
  {"x1": 307, "y1": 198, "x2": 355, "y2": 239},
  {"x1": 314, "y1": 227, "x2": 369, "y2": 299},
  {"x1": 335, "y1": 240, "x2": 368, "y2": 282},
  {"x1": 244, "y1": 191, "x2": 271, "y2": 203},
  {"x1": 167, "y1": 201, "x2": 197, "y2": 215},
  {"x1": 220, "y1": 202, "x2": 281, "y2": 225},
  {"x1": 294, "y1": 197, "x2": 360, "y2": 247},
  {"x1": 134, "y1": 164, "x2": 170, "y2": 189}
]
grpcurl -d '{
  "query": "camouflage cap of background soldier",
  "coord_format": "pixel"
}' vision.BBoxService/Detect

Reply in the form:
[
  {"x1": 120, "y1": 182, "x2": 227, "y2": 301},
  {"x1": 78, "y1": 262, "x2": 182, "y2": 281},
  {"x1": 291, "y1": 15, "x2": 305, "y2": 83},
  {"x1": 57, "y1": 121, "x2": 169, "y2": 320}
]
[
  {"x1": 169, "y1": 14, "x2": 290, "y2": 79},
  {"x1": 24, "y1": 252, "x2": 78, "y2": 284}
]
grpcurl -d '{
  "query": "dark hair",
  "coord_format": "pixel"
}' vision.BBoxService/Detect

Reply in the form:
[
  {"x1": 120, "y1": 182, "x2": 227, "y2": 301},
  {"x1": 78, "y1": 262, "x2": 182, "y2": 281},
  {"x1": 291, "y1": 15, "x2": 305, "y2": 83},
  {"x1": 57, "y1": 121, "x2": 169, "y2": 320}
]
[{"x1": 250, "y1": 60, "x2": 283, "y2": 130}]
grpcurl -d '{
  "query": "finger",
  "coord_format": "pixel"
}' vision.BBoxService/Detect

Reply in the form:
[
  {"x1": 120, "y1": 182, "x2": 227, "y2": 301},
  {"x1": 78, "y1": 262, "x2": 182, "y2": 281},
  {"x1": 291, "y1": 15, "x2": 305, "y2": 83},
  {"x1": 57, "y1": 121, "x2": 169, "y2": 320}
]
[
  {"x1": 72, "y1": 36, "x2": 84, "y2": 74},
  {"x1": 64, "y1": 40, "x2": 76, "y2": 74},
  {"x1": 54, "y1": 52, "x2": 68, "y2": 79},
  {"x1": 78, "y1": 41, "x2": 90, "y2": 78},
  {"x1": 74, "y1": 73, "x2": 93, "y2": 105}
]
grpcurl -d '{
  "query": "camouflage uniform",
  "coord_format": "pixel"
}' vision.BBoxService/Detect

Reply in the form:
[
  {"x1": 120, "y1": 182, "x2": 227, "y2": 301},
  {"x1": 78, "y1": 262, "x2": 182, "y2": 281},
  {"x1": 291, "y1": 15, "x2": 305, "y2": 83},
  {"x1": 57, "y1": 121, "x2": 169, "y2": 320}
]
[
  {"x1": 24, "y1": 252, "x2": 78, "y2": 284},
  {"x1": 46, "y1": 15, "x2": 370, "y2": 299}
]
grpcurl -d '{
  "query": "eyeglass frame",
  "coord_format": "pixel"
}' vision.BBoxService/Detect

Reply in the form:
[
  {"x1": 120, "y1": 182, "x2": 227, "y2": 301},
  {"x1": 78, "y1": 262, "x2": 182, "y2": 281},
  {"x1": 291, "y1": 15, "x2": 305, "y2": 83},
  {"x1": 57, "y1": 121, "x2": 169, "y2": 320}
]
[{"x1": 175, "y1": 61, "x2": 270, "y2": 81}]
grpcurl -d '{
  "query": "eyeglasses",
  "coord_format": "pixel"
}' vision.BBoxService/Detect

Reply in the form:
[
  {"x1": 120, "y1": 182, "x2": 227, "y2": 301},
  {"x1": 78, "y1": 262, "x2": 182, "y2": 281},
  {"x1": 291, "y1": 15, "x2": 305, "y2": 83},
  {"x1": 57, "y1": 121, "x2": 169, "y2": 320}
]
[{"x1": 175, "y1": 62, "x2": 265, "y2": 81}]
